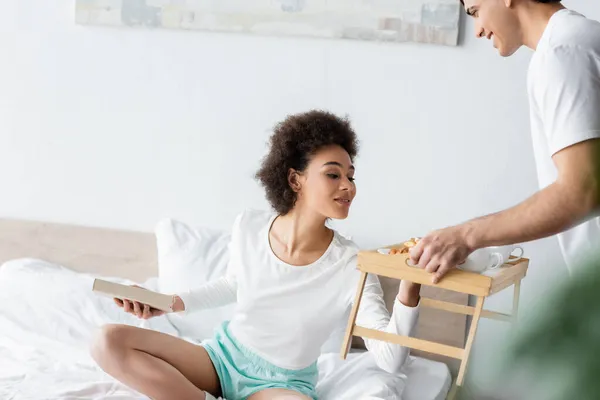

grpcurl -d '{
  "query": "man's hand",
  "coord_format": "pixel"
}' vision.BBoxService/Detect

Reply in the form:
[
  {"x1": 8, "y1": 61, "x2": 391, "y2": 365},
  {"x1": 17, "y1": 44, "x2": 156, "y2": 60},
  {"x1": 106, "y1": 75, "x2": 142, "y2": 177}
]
[{"x1": 409, "y1": 224, "x2": 475, "y2": 284}]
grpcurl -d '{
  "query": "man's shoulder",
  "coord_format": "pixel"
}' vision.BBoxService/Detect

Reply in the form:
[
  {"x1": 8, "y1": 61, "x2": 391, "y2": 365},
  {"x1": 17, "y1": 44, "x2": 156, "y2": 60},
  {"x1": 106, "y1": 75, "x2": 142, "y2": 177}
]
[
  {"x1": 546, "y1": 10, "x2": 600, "y2": 55},
  {"x1": 530, "y1": 11, "x2": 600, "y2": 87}
]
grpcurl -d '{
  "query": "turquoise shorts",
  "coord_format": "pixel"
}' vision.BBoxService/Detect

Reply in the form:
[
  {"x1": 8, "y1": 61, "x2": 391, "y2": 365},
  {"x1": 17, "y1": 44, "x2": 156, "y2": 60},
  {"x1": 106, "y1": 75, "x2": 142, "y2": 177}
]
[{"x1": 201, "y1": 321, "x2": 318, "y2": 400}]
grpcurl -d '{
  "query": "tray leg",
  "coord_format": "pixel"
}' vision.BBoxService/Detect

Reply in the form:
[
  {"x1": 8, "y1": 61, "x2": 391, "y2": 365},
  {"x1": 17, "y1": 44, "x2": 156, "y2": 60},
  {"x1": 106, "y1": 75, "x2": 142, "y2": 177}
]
[
  {"x1": 340, "y1": 271, "x2": 368, "y2": 360},
  {"x1": 446, "y1": 379, "x2": 459, "y2": 400},
  {"x1": 456, "y1": 295, "x2": 485, "y2": 387},
  {"x1": 512, "y1": 280, "x2": 521, "y2": 328}
]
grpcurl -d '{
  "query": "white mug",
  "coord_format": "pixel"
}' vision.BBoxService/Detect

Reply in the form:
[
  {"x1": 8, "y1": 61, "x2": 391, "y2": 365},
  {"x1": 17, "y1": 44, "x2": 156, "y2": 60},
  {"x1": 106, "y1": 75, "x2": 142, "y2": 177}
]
[
  {"x1": 489, "y1": 245, "x2": 524, "y2": 265},
  {"x1": 458, "y1": 245, "x2": 524, "y2": 273}
]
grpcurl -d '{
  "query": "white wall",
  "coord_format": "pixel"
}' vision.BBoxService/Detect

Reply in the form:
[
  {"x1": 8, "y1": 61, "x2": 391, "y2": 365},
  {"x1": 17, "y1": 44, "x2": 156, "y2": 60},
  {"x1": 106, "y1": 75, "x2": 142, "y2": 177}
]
[{"x1": 1, "y1": 0, "x2": 598, "y2": 387}]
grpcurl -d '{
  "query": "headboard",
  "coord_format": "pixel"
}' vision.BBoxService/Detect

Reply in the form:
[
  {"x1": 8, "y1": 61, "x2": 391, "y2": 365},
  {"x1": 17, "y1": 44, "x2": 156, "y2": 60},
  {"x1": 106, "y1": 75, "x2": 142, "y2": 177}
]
[
  {"x1": 0, "y1": 218, "x2": 468, "y2": 375},
  {"x1": 0, "y1": 218, "x2": 157, "y2": 281}
]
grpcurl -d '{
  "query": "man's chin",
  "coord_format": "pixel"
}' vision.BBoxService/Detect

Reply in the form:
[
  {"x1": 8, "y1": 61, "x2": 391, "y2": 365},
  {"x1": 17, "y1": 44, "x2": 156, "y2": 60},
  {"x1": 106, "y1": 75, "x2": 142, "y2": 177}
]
[{"x1": 498, "y1": 45, "x2": 520, "y2": 58}]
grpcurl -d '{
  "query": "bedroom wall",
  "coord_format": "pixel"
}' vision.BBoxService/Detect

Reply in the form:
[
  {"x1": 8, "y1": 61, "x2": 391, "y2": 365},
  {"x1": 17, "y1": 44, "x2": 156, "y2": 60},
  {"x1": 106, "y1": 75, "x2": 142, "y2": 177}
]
[{"x1": 1, "y1": 0, "x2": 598, "y2": 387}]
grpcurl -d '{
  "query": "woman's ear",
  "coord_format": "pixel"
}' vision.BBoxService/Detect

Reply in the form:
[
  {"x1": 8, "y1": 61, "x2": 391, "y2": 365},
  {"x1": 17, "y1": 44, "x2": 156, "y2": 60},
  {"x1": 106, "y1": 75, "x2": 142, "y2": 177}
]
[{"x1": 288, "y1": 168, "x2": 302, "y2": 193}]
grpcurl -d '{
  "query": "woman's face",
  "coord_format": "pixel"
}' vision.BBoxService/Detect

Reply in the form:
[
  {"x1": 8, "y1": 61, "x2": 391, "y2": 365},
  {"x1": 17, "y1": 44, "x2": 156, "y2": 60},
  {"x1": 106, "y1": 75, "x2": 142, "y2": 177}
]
[{"x1": 292, "y1": 145, "x2": 356, "y2": 220}]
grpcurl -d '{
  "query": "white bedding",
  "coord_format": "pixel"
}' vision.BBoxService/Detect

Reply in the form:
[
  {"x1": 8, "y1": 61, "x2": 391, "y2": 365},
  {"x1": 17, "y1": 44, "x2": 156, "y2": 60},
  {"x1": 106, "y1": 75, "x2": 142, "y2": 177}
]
[{"x1": 0, "y1": 259, "x2": 451, "y2": 400}]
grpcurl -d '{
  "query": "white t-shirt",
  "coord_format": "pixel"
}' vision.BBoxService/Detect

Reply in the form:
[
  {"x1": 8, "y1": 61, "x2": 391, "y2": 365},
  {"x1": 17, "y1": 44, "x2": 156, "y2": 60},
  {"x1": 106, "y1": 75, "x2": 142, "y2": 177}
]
[
  {"x1": 527, "y1": 9, "x2": 600, "y2": 271},
  {"x1": 179, "y1": 209, "x2": 420, "y2": 372}
]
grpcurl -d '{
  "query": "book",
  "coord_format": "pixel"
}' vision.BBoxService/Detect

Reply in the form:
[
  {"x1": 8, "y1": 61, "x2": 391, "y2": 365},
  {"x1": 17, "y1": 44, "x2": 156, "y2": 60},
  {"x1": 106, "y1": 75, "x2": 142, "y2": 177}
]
[{"x1": 92, "y1": 278, "x2": 174, "y2": 312}]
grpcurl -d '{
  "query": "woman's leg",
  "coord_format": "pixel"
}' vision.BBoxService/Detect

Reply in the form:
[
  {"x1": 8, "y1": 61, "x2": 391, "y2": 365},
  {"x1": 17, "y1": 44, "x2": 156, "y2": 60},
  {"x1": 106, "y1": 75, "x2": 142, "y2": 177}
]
[
  {"x1": 248, "y1": 388, "x2": 313, "y2": 400},
  {"x1": 90, "y1": 324, "x2": 221, "y2": 400}
]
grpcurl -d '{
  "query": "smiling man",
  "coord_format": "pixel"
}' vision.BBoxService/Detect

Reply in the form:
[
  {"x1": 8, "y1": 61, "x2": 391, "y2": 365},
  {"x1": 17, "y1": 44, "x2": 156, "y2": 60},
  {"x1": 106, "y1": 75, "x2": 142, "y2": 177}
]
[{"x1": 410, "y1": 0, "x2": 600, "y2": 282}]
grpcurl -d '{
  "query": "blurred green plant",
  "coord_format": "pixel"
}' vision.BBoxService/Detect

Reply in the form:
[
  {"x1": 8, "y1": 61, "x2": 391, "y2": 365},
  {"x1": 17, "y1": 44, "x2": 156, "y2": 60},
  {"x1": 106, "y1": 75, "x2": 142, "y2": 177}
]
[
  {"x1": 457, "y1": 250, "x2": 600, "y2": 400},
  {"x1": 502, "y1": 250, "x2": 600, "y2": 400}
]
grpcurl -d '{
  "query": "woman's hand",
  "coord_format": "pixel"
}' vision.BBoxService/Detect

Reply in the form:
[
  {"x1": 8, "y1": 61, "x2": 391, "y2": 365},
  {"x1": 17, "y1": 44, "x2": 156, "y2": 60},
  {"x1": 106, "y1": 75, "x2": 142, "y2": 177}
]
[
  {"x1": 397, "y1": 280, "x2": 421, "y2": 308},
  {"x1": 171, "y1": 295, "x2": 185, "y2": 313},
  {"x1": 113, "y1": 285, "x2": 184, "y2": 319}
]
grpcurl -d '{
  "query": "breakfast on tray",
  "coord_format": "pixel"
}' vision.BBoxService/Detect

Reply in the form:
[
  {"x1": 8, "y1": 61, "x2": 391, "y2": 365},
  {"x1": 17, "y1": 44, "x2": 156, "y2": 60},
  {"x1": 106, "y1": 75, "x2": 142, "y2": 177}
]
[{"x1": 380, "y1": 237, "x2": 421, "y2": 255}]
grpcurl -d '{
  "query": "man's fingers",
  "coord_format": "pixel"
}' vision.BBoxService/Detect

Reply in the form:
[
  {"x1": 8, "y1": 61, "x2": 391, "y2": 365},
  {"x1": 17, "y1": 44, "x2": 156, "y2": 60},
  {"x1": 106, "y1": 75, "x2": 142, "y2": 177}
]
[
  {"x1": 417, "y1": 246, "x2": 433, "y2": 270},
  {"x1": 424, "y1": 258, "x2": 440, "y2": 274},
  {"x1": 409, "y1": 241, "x2": 425, "y2": 265},
  {"x1": 432, "y1": 263, "x2": 453, "y2": 284}
]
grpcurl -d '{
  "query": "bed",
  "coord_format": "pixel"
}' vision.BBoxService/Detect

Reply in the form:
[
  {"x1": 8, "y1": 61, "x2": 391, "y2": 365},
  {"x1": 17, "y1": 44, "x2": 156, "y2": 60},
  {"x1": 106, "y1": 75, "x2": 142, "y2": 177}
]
[{"x1": 0, "y1": 217, "x2": 468, "y2": 400}]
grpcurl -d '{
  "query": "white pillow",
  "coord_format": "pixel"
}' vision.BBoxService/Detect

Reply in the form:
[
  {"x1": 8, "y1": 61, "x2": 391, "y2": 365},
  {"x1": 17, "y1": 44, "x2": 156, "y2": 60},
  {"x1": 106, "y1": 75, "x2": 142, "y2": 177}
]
[{"x1": 155, "y1": 218, "x2": 235, "y2": 342}]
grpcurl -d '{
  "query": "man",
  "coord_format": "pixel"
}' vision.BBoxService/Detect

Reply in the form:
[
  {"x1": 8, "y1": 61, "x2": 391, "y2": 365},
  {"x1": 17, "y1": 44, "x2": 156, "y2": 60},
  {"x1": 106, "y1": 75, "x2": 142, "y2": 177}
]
[{"x1": 410, "y1": 0, "x2": 600, "y2": 283}]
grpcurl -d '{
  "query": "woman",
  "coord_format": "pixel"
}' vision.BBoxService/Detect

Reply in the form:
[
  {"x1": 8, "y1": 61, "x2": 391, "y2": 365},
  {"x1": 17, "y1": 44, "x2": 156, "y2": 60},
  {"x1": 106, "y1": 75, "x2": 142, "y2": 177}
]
[{"x1": 91, "y1": 110, "x2": 422, "y2": 400}]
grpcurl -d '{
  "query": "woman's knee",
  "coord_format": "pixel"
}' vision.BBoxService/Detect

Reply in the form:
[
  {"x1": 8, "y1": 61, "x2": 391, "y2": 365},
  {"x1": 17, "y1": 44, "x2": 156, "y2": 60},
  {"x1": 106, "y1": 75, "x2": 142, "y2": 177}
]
[{"x1": 90, "y1": 324, "x2": 131, "y2": 367}]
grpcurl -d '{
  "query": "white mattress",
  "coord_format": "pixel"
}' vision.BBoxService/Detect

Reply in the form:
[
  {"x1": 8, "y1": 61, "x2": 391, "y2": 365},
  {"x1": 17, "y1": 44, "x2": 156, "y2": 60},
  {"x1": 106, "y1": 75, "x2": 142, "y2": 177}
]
[
  {"x1": 0, "y1": 258, "x2": 451, "y2": 400},
  {"x1": 317, "y1": 351, "x2": 451, "y2": 400},
  {"x1": 402, "y1": 355, "x2": 452, "y2": 400}
]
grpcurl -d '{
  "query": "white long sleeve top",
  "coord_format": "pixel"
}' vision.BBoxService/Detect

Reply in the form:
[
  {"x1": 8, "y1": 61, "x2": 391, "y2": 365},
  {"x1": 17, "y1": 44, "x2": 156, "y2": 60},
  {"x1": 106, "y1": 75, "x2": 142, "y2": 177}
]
[{"x1": 179, "y1": 209, "x2": 420, "y2": 372}]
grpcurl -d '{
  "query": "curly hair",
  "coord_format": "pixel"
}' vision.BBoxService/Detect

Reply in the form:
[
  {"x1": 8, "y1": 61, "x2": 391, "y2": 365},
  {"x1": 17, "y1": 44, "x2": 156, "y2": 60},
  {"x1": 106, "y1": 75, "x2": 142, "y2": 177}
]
[{"x1": 255, "y1": 110, "x2": 359, "y2": 215}]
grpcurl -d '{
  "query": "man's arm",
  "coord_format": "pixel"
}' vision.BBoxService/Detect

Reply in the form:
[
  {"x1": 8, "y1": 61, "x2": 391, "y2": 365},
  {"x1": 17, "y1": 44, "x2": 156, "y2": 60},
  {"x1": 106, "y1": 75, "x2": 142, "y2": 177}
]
[
  {"x1": 466, "y1": 138, "x2": 600, "y2": 248},
  {"x1": 411, "y1": 45, "x2": 600, "y2": 283},
  {"x1": 410, "y1": 138, "x2": 600, "y2": 283}
]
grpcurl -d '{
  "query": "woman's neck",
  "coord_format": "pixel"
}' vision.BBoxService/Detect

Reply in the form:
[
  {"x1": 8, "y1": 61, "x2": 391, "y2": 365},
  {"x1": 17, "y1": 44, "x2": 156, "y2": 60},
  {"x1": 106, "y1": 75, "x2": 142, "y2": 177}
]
[{"x1": 270, "y1": 209, "x2": 333, "y2": 258}]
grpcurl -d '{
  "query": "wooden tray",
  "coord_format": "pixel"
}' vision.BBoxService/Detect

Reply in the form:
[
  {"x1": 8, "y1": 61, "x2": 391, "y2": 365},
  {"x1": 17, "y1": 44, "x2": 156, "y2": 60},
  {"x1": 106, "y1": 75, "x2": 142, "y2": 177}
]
[
  {"x1": 358, "y1": 245, "x2": 529, "y2": 296},
  {"x1": 341, "y1": 243, "x2": 529, "y2": 399}
]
